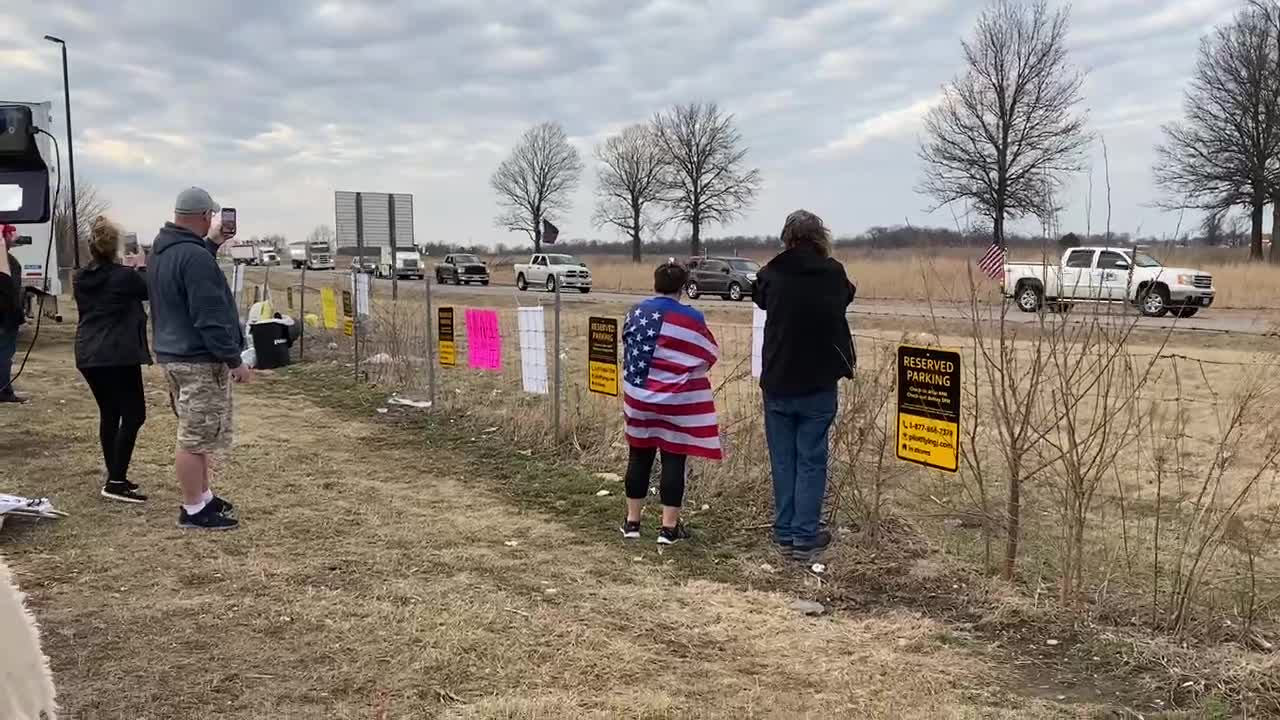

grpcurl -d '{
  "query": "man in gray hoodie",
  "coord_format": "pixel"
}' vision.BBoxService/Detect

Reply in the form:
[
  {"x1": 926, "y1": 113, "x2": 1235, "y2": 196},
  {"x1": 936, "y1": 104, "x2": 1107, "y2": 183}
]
[{"x1": 149, "y1": 187, "x2": 251, "y2": 531}]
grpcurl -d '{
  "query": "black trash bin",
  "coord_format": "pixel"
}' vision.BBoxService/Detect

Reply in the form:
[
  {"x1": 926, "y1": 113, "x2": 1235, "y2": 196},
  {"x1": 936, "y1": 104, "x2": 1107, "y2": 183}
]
[{"x1": 250, "y1": 320, "x2": 292, "y2": 369}]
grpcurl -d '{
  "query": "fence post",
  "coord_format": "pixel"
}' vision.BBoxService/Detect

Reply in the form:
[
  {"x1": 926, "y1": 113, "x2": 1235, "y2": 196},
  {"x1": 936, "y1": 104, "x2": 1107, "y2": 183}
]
[
  {"x1": 424, "y1": 272, "x2": 436, "y2": 410},
  {"x1": 299, "y1": 266, "x2": 307, "y2": 362},
  {"x1": 553, "y1": 278, "x2": 562, "y2": 441},
  {"x1": 352, "y1": 272, "x2": 360, "y2": 383}
]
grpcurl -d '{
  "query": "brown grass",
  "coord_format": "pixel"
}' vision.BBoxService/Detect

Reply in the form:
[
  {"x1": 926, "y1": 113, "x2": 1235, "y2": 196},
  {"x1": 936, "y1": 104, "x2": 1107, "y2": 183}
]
[
  {"x1": 0, "y1": 321, "x2": 1086, "y2": 719},
  {"x1": 473, "y1": 246, "x2": 1280, "y2": 310}
]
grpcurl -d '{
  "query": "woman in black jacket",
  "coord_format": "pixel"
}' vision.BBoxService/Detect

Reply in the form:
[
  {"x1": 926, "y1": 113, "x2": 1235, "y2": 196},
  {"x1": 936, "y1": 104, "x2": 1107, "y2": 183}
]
[
  {"x1": 754, "y1": 210, "x2": 856, "y2": 562},
  {"x1": 74, "y1": 217, "x2": 152, "y2": 503}
]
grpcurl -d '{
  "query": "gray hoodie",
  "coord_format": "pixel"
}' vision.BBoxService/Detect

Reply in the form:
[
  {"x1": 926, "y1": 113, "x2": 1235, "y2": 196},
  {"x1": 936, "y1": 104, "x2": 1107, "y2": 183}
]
[{"x1": 148, "y1": 222, "x2": 243, "y2": 368}]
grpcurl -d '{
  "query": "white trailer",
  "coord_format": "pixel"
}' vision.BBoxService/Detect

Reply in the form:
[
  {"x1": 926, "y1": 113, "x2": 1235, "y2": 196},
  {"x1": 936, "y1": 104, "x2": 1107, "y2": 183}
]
[{"x1": 2, "y1": 101, "x2": 62, "y2": 322}]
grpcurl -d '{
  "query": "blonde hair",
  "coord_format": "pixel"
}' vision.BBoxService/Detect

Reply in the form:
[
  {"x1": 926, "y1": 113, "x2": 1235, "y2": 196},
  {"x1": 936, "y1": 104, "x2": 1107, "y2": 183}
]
[{"x1": 89, "y1": 216, "x2": 121, "y2": 264}]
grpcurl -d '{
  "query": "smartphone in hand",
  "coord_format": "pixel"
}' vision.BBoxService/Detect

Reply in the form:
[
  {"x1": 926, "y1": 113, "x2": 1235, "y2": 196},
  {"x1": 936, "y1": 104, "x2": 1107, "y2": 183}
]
[{"x1": 221, "y1": 208, "x2": 237, "y2": 239}]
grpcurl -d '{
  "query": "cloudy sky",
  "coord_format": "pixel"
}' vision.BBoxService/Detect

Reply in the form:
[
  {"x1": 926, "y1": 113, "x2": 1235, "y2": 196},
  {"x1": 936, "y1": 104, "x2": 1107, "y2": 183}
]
[{"x1": 0, "y1": 0, "x2": 1249, "y2": 248}]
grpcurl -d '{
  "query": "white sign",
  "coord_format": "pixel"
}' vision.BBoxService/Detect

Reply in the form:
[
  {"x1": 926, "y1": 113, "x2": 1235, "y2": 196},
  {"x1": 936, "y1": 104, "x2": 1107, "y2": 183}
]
[
  {"x1": 752, "y1": 307, "x2": 766, "y2": 379},
  {"x1": 354, "y1": 272, "x2": 371, "y2": 317},
  {"x1": 518, "y1": 306, "x2": 549, "y2": 395},
  {"x1": 231, "y1": 264, "x2": 245, "y2": 294},
  {"x1": 334, "y1": 190, "x2": 415, "y2": 249}
]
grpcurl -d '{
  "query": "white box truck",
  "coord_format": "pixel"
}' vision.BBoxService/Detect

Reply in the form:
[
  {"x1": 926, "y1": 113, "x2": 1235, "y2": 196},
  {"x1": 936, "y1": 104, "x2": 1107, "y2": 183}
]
[{"x1": 287, "y1": 239, "x2": 334, "y2": 270}]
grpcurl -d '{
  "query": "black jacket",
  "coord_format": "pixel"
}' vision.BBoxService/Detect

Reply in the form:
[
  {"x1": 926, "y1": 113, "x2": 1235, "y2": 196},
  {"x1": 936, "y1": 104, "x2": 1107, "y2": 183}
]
[
  {"x1": 0, "y1": 254, "x2": 24, "y2": 331},
  {"x1": 754, "y1": 246, "x2": 856, "y2": 397},
  {"x1": 74, "y1": 261, "x2": 152, "y2": 368}
]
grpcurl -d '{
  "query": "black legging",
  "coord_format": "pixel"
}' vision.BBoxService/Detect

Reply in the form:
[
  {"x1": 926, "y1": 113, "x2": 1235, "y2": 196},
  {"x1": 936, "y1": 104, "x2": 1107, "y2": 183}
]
[
  {"x1": 80, "y1": 365, "x2": 146, "y2": 485},
  {"x1": 624, "y1": 446, "x2": 687, "y2": 507}
]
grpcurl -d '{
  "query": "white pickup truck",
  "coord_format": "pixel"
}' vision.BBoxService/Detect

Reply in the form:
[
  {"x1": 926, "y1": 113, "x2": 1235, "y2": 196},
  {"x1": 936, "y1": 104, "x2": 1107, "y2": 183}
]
[
  {"x1": 514, "y1": 253, "x2": 592, "y2": 294},
  {"x1": 1005, "y1": 247, "x2": 1215, "y2": 318}
]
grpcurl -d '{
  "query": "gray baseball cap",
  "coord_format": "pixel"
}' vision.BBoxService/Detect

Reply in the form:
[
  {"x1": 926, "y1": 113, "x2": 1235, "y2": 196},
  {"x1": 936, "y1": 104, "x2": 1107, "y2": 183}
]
[{"x1": 175, "y1": 186, "x2": 216, "y2": 214}]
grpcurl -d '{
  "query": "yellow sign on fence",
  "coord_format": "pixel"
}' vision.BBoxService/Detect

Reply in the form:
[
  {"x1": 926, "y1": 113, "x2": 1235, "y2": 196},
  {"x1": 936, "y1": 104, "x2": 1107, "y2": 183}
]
[
  {"x1": 896, "y1": 344, "x2": 961, "y2": 473},
  {"x1": 438, "y1": 307, "x2": 456, "y2": 367},
  {"x1": 343, "y1": 318, "x2": 354, "y2": 337},
  {"x1": 320, "y1": 288, "x2": 338, "y2": 329},
  {"x1": 588, "y1": 316, "x2": 619, "y2": 397}
]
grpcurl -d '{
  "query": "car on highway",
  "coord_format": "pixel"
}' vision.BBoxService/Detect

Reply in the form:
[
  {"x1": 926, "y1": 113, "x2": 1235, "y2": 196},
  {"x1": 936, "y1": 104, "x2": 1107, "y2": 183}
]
[
  {"x1": 684, "y1": 256, "x2": 759, "y2": 302},
  {"x1": 435, "y1": 254, "x2": 490, "y2": 285},
  {"x1": 1004, "y1": 246, "x2": 1215, "y2": 318},
  {"x1": 514, "y1": 253, "x2": 592, "y2": 294}
]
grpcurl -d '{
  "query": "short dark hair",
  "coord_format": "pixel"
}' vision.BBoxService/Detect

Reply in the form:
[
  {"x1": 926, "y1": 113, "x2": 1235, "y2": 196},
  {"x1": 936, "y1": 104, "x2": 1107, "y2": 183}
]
[
  {"x1": 781, "y1": 210, "x2": 832, "y2": 258},
  {"x1": 654, "y1": 259, "x2": 689, "y2": 295}
]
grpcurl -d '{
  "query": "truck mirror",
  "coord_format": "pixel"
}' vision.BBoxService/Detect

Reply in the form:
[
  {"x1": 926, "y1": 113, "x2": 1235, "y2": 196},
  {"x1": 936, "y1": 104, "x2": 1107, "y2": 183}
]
[{"x1": 0, "y1": 105, "x2": 51, "y2": 224}]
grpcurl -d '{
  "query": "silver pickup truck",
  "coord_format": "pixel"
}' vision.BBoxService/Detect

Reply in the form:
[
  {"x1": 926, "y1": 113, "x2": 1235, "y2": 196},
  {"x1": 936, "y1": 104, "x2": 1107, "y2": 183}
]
[{"x1": 1005, "y1": 247, "x2": 1215, "y2": 318}]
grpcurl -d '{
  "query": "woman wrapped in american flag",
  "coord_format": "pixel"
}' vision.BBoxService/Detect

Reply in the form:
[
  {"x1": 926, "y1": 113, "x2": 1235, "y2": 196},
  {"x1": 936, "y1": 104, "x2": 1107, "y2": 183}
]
[{"x1": 619, "y1": 261, "x2": 721, "y2": 545}]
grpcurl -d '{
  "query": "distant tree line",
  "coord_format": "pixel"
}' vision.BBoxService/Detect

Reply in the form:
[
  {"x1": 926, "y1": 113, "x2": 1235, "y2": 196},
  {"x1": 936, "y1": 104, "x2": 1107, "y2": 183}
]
[{"x1": 430, "y1": 225, "x2": 1238, "y2": 261}]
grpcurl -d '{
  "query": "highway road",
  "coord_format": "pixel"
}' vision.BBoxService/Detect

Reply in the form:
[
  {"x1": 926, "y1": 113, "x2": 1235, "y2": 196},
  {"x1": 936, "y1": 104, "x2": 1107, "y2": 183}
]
[{"x1": 241, "y1": 267, "x2": 1278, "y2": 337}]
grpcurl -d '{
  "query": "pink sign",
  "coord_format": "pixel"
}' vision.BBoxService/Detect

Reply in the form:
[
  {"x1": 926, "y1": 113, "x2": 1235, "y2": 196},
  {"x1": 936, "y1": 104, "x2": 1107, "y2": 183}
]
[{"x1": 466, "y1": 309, "x2": 502, "y2": 371}]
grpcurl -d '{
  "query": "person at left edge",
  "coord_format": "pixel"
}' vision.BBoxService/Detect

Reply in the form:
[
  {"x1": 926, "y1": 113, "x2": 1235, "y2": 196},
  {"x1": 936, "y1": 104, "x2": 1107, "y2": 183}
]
[{"x1": 0, "y1": 224, "x2": 27, "y2": 403}]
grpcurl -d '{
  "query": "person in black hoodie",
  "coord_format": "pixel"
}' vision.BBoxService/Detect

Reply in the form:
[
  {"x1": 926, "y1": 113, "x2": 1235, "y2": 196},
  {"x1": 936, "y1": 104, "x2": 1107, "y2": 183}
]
[
  {"x1": 754, "y1": 210, "x2": 856, "y2": 562},
  {"x1": 0, "y1": 223, "x2": 26, "y2": 403},
  {"x1": 74, "y1": 217, "x2": 152, "y2": 503}
]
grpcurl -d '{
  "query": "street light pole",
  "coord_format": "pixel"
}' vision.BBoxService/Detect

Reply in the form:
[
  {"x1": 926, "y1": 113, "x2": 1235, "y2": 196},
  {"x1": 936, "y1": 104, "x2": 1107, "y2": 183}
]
[{"x1": 44, "y1": 35, "x2": 80, "y2": 269}]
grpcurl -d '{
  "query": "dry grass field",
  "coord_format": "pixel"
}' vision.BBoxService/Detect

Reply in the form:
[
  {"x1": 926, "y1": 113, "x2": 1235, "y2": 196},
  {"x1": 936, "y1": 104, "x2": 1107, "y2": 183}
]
[
  {"x1": 2, "y1": 320, "x2": 1088, "y2": 719},
  {"x1": 5, "y1": 275, "x2": 1280, "y2": 717},
  {"x1": 473, "y1": 246, "x2": 1278, "y2": 309}
]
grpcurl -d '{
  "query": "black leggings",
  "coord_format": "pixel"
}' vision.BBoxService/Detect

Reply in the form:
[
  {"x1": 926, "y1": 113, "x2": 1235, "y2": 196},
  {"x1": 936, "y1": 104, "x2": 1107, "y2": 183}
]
[
  {"x1": 624, "y1": 446, "x2": 687, "y2": 508},
  {"x1": 80, "y1": 365, "x2": 146, "y2": 485}
]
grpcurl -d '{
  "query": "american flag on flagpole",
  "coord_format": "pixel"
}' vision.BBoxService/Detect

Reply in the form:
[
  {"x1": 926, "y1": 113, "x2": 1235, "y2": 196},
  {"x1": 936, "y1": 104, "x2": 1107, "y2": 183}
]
[
  {"x1": 977, "y1": 240, "x2": 1006, "y2": 280},
  {"x1": 622, "y1": 297, "x2": 723, "y2": 460},
  {"x1": 542, "y1": 219, "x2": 560, "y2": 246}
]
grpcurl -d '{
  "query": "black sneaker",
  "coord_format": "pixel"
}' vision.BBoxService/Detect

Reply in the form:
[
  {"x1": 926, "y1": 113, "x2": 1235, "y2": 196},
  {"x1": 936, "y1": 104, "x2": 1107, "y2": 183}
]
[
  {"x1": 791, "y1": 530, "x2": 833, "y2": 562},
  {"x1": 99, "y1": 471, "x2": 138, "y2": 493},
  {"x1": 657, "y1": 525, "x2": 691, "y2": 546},
  {"x1": 207, "y1": 496, "x2": 235, "y2": 516},
  {"x1": 0, "y1": 393, "x2": 27, "y2": 404},
  {"x1": 620, "y1": 520, "x2": 641, "y2": 539},
  {"x1": 178, "y1": 504, "x2": 240, "y2": 531},
  {"x1": 101, "y1": 482, "x2": 147, "y2": 504}
]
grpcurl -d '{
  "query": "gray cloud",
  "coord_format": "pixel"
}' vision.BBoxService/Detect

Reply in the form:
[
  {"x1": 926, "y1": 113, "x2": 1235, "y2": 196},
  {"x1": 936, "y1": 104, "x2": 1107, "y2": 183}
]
[{"x1": 1, "y1": 0, "x2": 1249, "y2": 247}]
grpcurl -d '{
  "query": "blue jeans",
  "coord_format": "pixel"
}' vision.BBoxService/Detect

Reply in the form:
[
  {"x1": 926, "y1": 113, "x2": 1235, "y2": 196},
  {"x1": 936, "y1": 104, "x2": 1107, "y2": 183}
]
[
  {"x1": 764, "y1": 387, "x2": 838, "y2": 547},
  {"x1": 0, "y1": 327, "x2": 17, "y2": 396}
]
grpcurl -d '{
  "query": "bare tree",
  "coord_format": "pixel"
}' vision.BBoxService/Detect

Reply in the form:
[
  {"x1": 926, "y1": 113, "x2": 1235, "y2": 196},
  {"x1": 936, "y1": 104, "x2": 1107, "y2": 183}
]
[
  {"x1": 651, "y1": 102, "x2": 761, "y2": 257},
  {"x1": 593, "y1": 125, "x2": 666, "y2": 263},
  {"x1": 917, "y1": 0, "x2": 1090, "y2": 249},
  {"x1": 52, "y1": 181, "x2": 109, "y2": 269},
  {"x1": 1155, "y1": 6, "x2": 1280, "y2": 262},
  {"x1": 1251, "y1": 0, "x2": 1280, "y2": 261},
  {"x1": 307, "y1": 224, "x2": 335, "y2": 248},
  {"x1": 490, "y1": 122, "x2": 584, "y2": 253}
]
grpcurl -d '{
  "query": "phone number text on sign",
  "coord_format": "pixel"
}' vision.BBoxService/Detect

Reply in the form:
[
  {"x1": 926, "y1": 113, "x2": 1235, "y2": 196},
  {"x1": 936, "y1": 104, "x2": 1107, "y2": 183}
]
[{"x1": 896, "y1": 344, "x2": 961, "y2": 473}]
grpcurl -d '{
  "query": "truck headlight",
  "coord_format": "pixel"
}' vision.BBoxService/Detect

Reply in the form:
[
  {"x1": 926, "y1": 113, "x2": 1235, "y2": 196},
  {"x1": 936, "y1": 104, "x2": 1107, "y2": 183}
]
[{"x1": 1176, "y1": 273, "x2": 1194, "y2": 286}]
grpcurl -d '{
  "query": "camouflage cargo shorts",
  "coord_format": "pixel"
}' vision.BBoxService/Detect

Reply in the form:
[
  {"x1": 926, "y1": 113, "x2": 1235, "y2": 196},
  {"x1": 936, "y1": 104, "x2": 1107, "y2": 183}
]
[{"x1": 162, "y1": 362, "x2": 234, "y2": 453}]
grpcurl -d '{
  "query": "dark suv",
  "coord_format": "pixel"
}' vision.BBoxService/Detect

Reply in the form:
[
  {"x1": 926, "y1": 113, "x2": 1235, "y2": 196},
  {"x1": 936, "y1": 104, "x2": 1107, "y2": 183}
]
[
  {"x1": 435, "y1": 254, "x2": 490, "y2": 285},
  {"x1": 685, "y1": 257, "x2": 759, "y2": 302}
]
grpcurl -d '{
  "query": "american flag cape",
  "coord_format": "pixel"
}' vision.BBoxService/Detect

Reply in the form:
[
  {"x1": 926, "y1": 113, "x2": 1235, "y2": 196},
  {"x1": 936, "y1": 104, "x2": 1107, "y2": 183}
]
[{"x1": 622, "y1": 297, "x2": 723, "y2": 460}]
